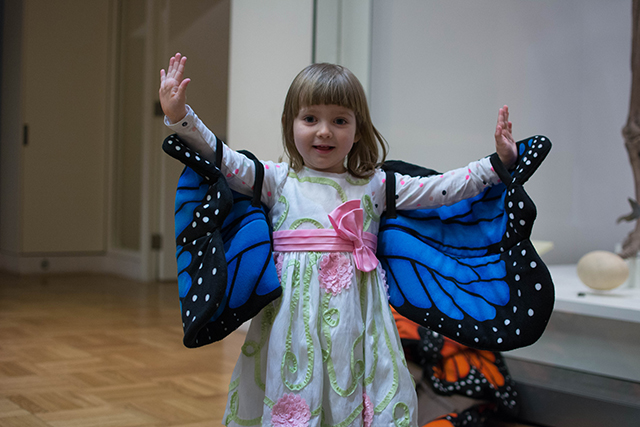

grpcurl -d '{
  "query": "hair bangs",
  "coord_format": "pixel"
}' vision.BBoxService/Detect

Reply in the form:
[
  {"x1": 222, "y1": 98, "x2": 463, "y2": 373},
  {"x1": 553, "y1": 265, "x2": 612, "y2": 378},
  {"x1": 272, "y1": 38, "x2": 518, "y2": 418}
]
[{"x1": 296, "y1": 68, "x2": 359, "y2": 112}]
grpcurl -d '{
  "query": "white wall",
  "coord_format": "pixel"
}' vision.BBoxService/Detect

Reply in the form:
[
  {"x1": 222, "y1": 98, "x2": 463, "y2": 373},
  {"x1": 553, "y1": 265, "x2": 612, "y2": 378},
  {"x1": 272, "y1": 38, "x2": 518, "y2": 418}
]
[
  {"x1": 315, "y1": 0, "x2": 372, "y2": 95},
  {"x1": 370, "y1": 0, "x2": 634, "y2": 265},
  {"x1": 226, "y1": 0, "x2": 314, "y2": 160}
]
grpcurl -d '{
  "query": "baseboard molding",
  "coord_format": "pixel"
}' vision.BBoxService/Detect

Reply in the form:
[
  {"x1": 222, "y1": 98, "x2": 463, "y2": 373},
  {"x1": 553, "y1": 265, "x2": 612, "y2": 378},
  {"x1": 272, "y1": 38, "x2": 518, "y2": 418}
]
[{"x1": 0, "y1": 250, "x2": 145, "y2": 281}]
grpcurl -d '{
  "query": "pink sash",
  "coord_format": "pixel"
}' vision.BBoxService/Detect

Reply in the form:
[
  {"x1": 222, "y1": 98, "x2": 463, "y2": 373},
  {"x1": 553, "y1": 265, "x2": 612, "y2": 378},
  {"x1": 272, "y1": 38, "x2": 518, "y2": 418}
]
[{"x1": 272, "y1": 200, "x2": 379, "y2": 272}]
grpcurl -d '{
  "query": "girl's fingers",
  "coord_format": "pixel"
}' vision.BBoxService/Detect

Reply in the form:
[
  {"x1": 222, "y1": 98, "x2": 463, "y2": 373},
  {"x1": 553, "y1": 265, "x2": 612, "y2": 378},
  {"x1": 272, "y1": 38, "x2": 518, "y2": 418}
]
[
  {"x1": 177, "y1": 56, "x2": 187, "y2": 80},
  {"x1": 175, "y1": 61, "x2": 183, "y2": 80},
  {"x1": 169, "y1": 54, "x2": 180, "y2": 77},
  {"x1": 178, "y1": 78, "x2": 190, "y2": 96},
  {"x1": 168, "y1": 56, "x2": 175, "y2": 75},
  {"x1": 165, "y1": 53, "x2": 186, "y2": 81},
  {"x1": 497, "y1": 106, "x2": 510, "y2": 135},
  {"x1": 160, "y1": 54, "x2": 188, "y2": 100}
]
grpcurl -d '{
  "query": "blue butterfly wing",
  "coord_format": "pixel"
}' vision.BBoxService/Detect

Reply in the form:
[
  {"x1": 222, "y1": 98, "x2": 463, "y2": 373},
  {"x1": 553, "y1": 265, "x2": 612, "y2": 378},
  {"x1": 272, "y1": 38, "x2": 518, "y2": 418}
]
[
  {"x1": 163, "y1": 134, "x2": 281, "y2": 348},
  {"x1": 208, "y1": 193, "x2": 281, "y2": 323},
  {"x1": 380, "y1": 136, "x2": 554, "y2": 351}
]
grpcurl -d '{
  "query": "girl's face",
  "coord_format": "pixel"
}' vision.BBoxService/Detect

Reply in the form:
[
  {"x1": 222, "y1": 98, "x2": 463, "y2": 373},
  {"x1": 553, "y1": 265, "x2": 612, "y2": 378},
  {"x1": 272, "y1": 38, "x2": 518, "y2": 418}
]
[{"x1": 293, "y1": 104, "x2": 359, "y2": 174}]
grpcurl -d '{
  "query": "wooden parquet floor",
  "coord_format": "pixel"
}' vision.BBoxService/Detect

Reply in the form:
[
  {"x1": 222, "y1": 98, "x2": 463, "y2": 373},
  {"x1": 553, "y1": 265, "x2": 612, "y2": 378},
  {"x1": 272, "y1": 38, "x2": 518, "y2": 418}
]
[
  {"x1": 0, "y1": 272, "x2": 243, "y2": 426},
  {"x1": 0, "y1": 272, "x2": 537, "y2": 427}
]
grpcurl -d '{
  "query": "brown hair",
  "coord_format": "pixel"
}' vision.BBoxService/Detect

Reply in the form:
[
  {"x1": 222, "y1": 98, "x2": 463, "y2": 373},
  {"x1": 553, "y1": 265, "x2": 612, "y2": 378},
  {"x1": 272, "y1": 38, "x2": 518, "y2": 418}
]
[{"x1": 281, "y1": 63, "x2": 387, "y2": 178}]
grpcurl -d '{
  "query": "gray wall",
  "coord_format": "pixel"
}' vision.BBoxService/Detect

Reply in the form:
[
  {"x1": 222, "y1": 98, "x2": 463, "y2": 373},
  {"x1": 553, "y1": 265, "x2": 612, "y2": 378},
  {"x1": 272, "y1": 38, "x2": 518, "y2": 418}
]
[{"x1": 370, "y1": 0, "x2": 633, "y2": 265}]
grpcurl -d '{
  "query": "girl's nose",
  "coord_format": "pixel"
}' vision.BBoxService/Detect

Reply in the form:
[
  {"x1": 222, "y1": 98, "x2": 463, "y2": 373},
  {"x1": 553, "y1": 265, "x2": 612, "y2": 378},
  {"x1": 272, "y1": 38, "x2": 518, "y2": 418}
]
[{"x1": 316, "y1": 122, "x2": 332, "y2": 138}]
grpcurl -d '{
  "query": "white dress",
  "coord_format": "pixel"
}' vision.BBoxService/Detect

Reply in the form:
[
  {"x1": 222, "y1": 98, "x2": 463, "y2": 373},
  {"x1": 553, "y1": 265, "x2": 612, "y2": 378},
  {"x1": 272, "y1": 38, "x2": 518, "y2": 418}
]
[{"x1": 167, "y1": 107, "x2": 500, "y2": 427}]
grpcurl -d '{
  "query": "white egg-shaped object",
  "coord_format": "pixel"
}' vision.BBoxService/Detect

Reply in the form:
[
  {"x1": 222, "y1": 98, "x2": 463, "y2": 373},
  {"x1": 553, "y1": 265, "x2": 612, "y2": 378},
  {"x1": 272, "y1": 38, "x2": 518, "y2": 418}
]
[{"x1": 576, "y1": 250, "x2": 629, "y2": 291}]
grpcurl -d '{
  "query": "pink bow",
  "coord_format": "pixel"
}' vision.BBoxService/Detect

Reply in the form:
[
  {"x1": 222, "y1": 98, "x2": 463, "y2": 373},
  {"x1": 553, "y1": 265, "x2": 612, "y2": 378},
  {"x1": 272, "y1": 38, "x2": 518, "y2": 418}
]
[{"x1": 328, "y1": 200, "x2": 379, "y2": 272}]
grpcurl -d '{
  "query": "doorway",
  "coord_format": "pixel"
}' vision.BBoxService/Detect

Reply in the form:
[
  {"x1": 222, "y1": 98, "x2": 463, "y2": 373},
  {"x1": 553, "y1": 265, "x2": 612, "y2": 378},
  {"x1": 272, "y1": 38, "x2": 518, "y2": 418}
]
[{"x1": 112, "y1": 0, "x2": 230, "y2": 281}]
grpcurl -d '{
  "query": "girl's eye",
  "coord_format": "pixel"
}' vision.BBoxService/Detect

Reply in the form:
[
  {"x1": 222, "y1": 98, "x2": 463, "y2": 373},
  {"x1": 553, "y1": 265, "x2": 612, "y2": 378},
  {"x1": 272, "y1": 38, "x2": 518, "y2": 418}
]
[
  {"x1": 335, "y1": 118, "x2": 347, "y2": 125},
  {"x1": 303, "y1": 116, "x2": 315, "y2": 123}
]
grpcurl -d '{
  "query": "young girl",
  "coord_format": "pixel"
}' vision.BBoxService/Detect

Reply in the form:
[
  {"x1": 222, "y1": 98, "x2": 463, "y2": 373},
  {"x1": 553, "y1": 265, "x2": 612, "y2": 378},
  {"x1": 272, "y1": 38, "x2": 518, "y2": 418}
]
[{"x1": 160, "y1": 53, "x2": 517, "y2": 427}]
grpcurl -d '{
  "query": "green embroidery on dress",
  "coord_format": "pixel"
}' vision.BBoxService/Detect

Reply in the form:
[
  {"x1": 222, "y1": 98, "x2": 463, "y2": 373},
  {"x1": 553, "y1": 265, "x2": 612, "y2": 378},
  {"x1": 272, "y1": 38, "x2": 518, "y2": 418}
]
[
  {"x1": 264, "y1": 396, "x2": 274, "y2": 408},
  {"x1": 225, "y1": 391, "x2": 263, "y2": 426},
  {"x1": 320, "y1": 403, "x2": 365, "y2": 427},
  {"x1": 374, "y1": 304, "x2": 400, "y2": 413},
  {"x1": 311, "y1": 405, "x2": 322, "y2": 418},
  {"x1": 362, "y1": 195, "x2": 380, "y2": 232},
  {"x1": 240, "y1": 302, "x2": 277, "y2": 391},
  {"x1": 280, "y1": 258, "x2": 294, "y2": 292},
  {"x1": 320, "y1": 280, "x2": 340, "y2": 331},
  {"x1": 319, "y1": 292, "x2": 333, "y2": 362},
  {"x1": 273, "y1": 196, "x2": 289, "y2": 232},
  {"x1": 393, "y1": 402, "x2": 411, "y2": 427},
  {"x1": 228, "y1": 375, "x2": 240, "y2": 392},
  {"x1": 235, "y1": 308, "x2": 279, "y2": 392},
  {"x1": 281, "y1": 256, "x2": 317, "y2": 391},
  {"x1": 281, "y1": 260, "x2": 303, "y2": 386},
  {"x1": 323, "y1": 312, "x2": 365, "y2": 397},
  {"x1": 361, "y1": 272, "x2": 379, "y2": 386},
  {"x1": 289, "y1": 171, "x2": 348, "y2": 203},
  {"x1": 345, "y1": 176, "x2": 370, "y2": 186},
  {"x1": 291, "y1": 218, "x2": 324, "y2": 229},
  {"x1": 309, "y1": 252, "x2": 321, "y2": 266},
  {"x1": 318, "y1": 267, "x2": 364, "y2": 397},
  {"x1": 323, "y1": 307, "x2": 340, "y2": 327}
]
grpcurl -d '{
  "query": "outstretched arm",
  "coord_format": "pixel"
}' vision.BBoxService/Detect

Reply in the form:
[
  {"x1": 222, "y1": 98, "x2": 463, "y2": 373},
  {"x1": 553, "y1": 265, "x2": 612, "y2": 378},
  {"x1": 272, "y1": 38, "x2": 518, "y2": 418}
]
[
  {"x1": 495, "y1": 105, "x2": 517, "y2": 169},
  {"x1": 159, "y1": 53, "x2": 190, "y2": 123},
  {"x1": 160, "y1": 53, "x2": 216, "y2": 158}
]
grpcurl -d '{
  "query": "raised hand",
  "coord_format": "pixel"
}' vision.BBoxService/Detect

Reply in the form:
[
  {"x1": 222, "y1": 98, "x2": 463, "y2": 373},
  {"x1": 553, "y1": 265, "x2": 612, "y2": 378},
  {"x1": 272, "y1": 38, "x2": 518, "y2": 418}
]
[
  {"x1": 159, "y1": 53, "x2": 190, "y2": 124},
  {"x1": 495, "y1": 105, "x2": 517, "y2": 169}
]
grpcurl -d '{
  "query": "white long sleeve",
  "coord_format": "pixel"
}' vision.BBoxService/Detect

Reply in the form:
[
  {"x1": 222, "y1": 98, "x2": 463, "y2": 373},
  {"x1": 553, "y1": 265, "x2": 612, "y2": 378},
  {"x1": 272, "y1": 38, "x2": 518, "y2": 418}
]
[{"x1": 164, "y1": 105, "x2": 289, "y2": 207}]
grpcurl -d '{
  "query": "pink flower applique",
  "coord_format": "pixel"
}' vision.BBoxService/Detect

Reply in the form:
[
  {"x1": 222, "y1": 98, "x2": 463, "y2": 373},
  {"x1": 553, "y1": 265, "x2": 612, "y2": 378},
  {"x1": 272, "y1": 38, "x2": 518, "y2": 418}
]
[
  {"x1": 363, "y1": 392, "x2": 374, "y2": 427},
  {"x1": 271, "y1": 393, "x2": 311, "y2": 427},
  {"x1": 274, "y1": 253, "x2": 284, "y2": 282},
  {"x1": 318, "y1": 253, "x2": 353, "y2": 296}
]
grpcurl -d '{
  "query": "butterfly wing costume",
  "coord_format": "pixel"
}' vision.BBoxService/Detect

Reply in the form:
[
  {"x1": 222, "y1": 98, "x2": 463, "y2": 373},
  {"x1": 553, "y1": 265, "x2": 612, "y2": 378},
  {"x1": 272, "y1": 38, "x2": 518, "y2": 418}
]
[
  {"x1": 379, "y1": 136, "x2": 554, "y2": 351},
  {"x1": 163, "y1": 135, "x2": 281, "y2": 348},
  {"x1": 163, "y1": 134, "x2": 553, "y2": 352}
]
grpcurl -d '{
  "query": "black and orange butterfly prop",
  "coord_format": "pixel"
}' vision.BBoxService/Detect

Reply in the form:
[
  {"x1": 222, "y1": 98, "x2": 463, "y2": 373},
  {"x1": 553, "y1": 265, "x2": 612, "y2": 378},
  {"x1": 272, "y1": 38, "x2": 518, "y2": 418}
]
[{"x1": 393, "y1": 308, "x2": 519, "y2": 427}]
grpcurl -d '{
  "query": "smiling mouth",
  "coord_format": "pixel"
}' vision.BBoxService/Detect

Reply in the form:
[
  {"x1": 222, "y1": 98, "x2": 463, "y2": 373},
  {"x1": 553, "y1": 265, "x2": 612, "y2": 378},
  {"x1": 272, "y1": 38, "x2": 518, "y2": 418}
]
[{"x1": 313, "y1": 145, "x2": 335, "y2": 152}]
